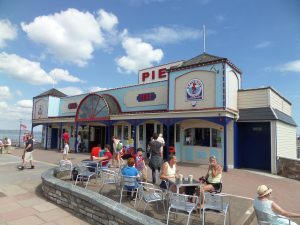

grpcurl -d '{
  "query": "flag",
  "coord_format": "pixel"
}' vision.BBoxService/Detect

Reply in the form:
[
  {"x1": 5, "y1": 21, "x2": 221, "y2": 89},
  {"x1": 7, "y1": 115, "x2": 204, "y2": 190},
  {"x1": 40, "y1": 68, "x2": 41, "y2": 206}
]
[{"x1": 20, "y1": 124, "x2": 27, "y2": 130}]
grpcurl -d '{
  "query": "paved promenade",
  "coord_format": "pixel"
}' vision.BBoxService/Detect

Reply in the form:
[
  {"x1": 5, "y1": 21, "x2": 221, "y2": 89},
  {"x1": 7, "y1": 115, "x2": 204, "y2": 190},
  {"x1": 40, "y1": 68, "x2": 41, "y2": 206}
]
[{"x1": 1, "y1": 148, "x2": 300, "y2": 225}]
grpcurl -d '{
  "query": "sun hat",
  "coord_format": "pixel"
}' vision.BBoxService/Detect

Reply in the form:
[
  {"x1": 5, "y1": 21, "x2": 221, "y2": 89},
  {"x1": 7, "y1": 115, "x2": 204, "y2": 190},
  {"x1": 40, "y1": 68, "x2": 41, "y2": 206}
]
[{"x1": 257, "y1": 185, "x2": 272, "y2": 197}]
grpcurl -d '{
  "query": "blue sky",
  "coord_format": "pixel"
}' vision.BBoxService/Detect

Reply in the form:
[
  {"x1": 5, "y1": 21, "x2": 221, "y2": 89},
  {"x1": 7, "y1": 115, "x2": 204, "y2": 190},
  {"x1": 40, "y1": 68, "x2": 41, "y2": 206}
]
[{"x1": 0, "y1": 0, "x2": 300, "y2": 133}]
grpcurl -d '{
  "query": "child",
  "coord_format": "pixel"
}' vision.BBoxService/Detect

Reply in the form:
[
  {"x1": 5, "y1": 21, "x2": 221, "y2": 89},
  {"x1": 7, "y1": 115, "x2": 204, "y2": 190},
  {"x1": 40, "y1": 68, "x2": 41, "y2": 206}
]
[
  {"x1": 63, "y1": 142, "x2": 69, "y2": 160},
  {"x1": 134, "y1": 148, "x2": 147, "y2": 182}
]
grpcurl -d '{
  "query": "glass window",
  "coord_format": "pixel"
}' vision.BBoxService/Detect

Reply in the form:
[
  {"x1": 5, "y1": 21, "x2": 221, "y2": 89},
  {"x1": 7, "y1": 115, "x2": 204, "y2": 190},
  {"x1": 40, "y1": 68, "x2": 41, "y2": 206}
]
[
  {"x1": 212, "y1": 129, "x2": 221, "y2": 147},
  {"x1": 117, "y1": 125, "x2": 122, "y2": 139},
  {"x1": 175, "y1": 124, "x2": 180, "y2": 142},
  {"x1": 139, "y1": 125, "x2": 143, "y2": 140},
  {"x1": 184, "y1": 128, "x2": 193, "y2": 145},
  {"x1": 194, "y1": 128, "x2": 210, "y2": 146},
  {"x1": 124, "y1": 125, "x2": 129, "y2": 140}
]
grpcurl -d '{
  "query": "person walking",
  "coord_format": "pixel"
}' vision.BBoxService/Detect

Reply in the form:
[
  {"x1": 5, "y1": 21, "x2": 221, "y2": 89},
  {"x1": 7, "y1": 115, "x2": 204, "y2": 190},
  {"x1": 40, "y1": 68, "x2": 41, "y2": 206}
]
[
  {"x1": 62, "y1": 130, "x2": 70, "y2": 146},
  {"x1": 112, "y1": 136, "x2": 123, "y2": 167},
  {"x1": 19, "y1": 134, "x2": 35, "y2": 170},
  {"x1": 76, "y1": 132, "x2": 82, "y2": 153},
  {"x1": 63, "y1": 141, "x2": 69, "y2": 160},
  {"x1": 157, "y1": 133, "x2": 165, "y2": 158},
  {"x1": 148, "y1": 133, "x2": 163, "y2": 184}
]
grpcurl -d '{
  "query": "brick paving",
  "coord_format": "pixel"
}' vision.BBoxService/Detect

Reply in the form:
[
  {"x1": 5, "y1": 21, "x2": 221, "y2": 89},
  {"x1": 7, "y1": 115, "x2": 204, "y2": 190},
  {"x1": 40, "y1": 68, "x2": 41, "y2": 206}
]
[{"x1": 0, "y1": 148, "x2": 299, "y2": 225}]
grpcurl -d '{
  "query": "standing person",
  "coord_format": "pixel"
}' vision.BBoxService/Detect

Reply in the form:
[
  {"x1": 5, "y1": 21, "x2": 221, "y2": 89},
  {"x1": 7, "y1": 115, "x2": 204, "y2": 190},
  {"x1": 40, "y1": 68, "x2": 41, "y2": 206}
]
[
  {"x1": 3, "y1": 137, "x2": 12, "y2": 147},
  {"x1": 19, "y1": 134, "x2": 34, "y2": 170},
  {"x1": 254, "y1": 184, "x2": 300, "y2": 225},
  {"x1": 63, "y1": 142, "x2": 69, "y2": 160},
  {"x1": 62, "y1": 130, "x2": 70, "y2": 146},
  {"x1": 157, "y1": 133, "x2": 165, "y2": 158},
  {"x1": 112, "y1": 136, "x2": 123, "y2": 167},
  {"x1": 76, "y1": 132, "x2": 82, "y2": 153},
  {"x1": 148, "y1": 133, "x2": 163, "y2": 184},
  {"x1": 133, "y1": 148, "x2": 147, "y2": 182}
]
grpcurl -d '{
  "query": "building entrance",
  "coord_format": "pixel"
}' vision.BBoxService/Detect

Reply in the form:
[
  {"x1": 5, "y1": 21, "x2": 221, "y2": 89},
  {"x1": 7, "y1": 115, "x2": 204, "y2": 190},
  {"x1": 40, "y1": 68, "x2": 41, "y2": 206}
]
[{"x1": 89, "y1": 126, "x2": 106, "y2": 150}]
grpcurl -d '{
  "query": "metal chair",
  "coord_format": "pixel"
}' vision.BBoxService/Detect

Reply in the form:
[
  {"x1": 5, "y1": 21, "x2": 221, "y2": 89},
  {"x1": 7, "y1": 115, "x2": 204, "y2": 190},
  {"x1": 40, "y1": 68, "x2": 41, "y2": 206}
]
[
  {"x1": 98, "y1": 169, "x2": 119, "y2": 193},
  {"x1": 58, "y1": 160, "x2": 73, "y2": 179},
  {"x1": 201, "y1": 192, "x2": 230, "y2": 225},
  {"x1": 167, "y1": 192, "x2": 198, "y2": 225},
  {"x1": 119, "y1": 175, "x2": 139, "y2": 207},
  {"x1": 136, "y1": 182, "x2": 166, "y2": 213},
  {"x1": 74, "y1": 162, "x2": 98, "y2": 189},
  {"x1": 254, "y1": 208, "x2": 291, "y2": 225}
]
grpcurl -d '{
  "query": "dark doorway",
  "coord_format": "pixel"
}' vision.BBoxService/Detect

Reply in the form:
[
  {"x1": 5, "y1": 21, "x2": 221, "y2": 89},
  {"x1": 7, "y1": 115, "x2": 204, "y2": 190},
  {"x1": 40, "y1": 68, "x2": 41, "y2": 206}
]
[
  {"x1": 146, "y1": 123, "x2": 155, "y2": 148},
  {"x1": 89, "y1": 126, "x2": 106, "y2": 150},
  {"x1": 51, "y1": 128, "x2": 58, "y2": 149},
  {"x1": 237, "y1": 122, "x2": 271, "y2": 171}
]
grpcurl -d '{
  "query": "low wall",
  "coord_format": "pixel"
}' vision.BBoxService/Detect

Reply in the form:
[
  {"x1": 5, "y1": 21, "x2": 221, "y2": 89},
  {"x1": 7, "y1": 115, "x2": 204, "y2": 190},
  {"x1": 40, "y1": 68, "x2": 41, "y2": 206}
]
[
  {"x1": 41, "y1": 168, "x2": 165, "y2": 225},
  {"x1": 277, "y1": 157, "x2": 300, "y2": 181}
]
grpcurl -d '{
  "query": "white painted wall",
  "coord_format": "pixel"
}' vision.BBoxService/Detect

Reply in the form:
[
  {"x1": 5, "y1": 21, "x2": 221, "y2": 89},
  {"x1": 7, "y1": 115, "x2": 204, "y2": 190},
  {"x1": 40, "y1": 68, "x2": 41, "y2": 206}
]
[
  {"x1": 238, "y1": 89, "x2": 269, "y2": 109},
  {"x1": 276, "y1": 121, "x2": 297, "y2": 159},
  {"x1": 227, "y1": 71, "x2": 239, "y2": 111},
  {"x1": 269, "y1": 89, "x2": 292, "y2": 116}
]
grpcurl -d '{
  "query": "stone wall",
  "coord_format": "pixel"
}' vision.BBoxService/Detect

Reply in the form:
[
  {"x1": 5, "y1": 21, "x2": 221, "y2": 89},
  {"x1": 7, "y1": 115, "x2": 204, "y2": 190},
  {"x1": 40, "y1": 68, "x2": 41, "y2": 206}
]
[
  {"x1": 277, "y1": 157, "x2": 300, "y2": 181},
  {"x1": 41, "y1": 168, "x2": 165, "y2": 225}
]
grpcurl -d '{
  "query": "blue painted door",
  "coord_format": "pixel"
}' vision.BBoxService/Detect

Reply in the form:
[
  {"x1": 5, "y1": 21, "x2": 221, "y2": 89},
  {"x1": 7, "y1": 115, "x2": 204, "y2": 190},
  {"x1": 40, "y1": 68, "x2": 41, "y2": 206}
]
[
  {"x1": 51, "y1": 128, "x2": 58, "y2": 149},
  {"x1": 237, "y1": 122, "x2": 271, "y2": 171}
]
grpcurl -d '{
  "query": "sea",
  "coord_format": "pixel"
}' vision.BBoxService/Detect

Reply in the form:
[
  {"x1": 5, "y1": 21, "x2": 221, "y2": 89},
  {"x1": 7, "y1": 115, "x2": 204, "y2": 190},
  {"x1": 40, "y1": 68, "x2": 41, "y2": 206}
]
[{"x1": 0, "y1": 130, "x2": 42, "y2": 146}]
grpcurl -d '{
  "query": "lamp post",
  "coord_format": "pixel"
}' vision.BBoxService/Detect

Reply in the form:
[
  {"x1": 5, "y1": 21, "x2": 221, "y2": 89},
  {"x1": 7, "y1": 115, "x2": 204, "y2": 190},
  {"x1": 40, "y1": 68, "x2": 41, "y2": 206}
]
[{"x1": 18, "y1": 119, "x2": 22, "y2": 148}]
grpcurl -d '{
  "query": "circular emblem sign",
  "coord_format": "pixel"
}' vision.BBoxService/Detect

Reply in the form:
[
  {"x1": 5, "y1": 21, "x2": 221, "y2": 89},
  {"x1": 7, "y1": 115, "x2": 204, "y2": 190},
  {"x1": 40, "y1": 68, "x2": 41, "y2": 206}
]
[{"x1": 186, "y1": 79, "x2": 204, "y2": 101}]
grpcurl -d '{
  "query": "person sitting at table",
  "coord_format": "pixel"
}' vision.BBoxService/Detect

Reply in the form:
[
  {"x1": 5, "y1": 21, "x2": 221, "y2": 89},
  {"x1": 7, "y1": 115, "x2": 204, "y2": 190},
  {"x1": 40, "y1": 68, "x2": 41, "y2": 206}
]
[
  {"x1": 199, "y1": 155, "x2": 223, "y2": 192},
  {"x1": 90, "y1": 144, "x2": 101, "y2": 160},
  {"x1": 3, "y1": 137, "x2": 12, "y2": 147},
  {"x1": 197, "y1": 155, "x2": 223, "y2": 208},
  {"x1": 92, "y1": 144, "x2": 112, "y2": 168},
  {"x1": 159, "y1": 155, "x2": 179, "y2": 192},
  {"x1": 121, "y1": 157, "x2": 139, "y2": 199}
]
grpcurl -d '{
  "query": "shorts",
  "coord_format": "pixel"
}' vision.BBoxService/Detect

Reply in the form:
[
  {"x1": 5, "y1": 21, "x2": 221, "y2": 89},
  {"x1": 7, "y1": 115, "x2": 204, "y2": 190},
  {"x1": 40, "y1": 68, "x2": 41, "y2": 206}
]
[
  {"x1": 138, "y1": 167, "x2": 147, "y2": 181},
  {"x1": 206, "y1": 181, "x2": 221, "y2": 190},
  {"x1": 24, "y1": 152, "x2": 33, "y2": 162}
]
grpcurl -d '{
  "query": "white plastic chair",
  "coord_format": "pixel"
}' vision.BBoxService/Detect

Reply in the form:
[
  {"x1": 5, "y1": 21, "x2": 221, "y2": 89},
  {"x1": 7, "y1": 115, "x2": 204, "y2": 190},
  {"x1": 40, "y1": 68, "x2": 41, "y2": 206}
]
[
  {"x1": 254, "y1": 208, "x2": 291, "y2": 225},
  {"x1": 136, "y1": 182, "x2": 166, "y2": 213},
  {"x1": 201, "y1": 192, "x2": 230, "y2": 225},
  {"x1": 119, "y1": 175, "x2": 139, "y2": 207},
  {"x1": 167, "y1": 192, "x2": 198, "y2": 225},
  {"x1": 98, "y1": 169, "x2": 119, "y2": 193},
  {"x1": 59, "y1": 160, "x2": 72, "y2": 179},
  {"x1": 74, "y1": 162, "x2": 98, "y2": 189}
]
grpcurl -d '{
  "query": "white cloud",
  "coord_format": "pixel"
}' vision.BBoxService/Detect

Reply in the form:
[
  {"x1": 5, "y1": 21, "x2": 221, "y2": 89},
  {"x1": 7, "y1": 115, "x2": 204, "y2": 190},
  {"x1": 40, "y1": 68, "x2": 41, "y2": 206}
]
[
  {"x1": 279, "y1": 60, "x2": 300, "y2": 73},
  {"x1": 0, "y1": 101, "x2": 32, "y2": 123},
  {"x1": 0, "y1": 86, "x2": 12, "y2": 100},
  {"x1": 0, "y1": 19, "x2": 17, "y2": 48},
  {"x1": 21, "y1": 8, "x2": 104, "y2": 67},
  {"x1": 49, "y1": 68, "x2": 85, "y2": 83},
  {"x1": 255, "y1": 41, "x2": 272, "y2": 49},
  {"x1": 0, "y1": 52, "x2": 54, "y2": 85},
  {"x1": 88, "y1": 86, "x2": 108, "y2": 92},
  {"x1": 142, "y1": 26, "x2": 202, "y2": 44},
  {"x1": 97, "y1": 9, "x2": 118, "y2": 32},
  {"x1": 16, "y1": 90, "x2": 23, "y2": 96},
  {"x1": 116, "y1": 36, "x2": 163, "y2": 74},
  {"x1": 58, "y1": 86, "x2": 83, "y2": 96},
  {"x1": 0, "y1": 52, "x2": 83, "y2": 85},
  {"x1": 16, "y1": 100, "x2": 33, "y2": 108}
]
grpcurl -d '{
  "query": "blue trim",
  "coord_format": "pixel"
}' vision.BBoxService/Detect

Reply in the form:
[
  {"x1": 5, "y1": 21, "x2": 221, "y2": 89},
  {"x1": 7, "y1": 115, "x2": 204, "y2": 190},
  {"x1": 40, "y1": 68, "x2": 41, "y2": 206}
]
[
  {"x1": 234, "y1": 121, "x2": 238, "y2": 168},
  {"x1": 107, "y1": 125, "x2": 111, "y2": 145},
  {"x1": 166, "y1": 125, "x2": 170, "y2": 160},
  {"x1": 45, "y1": 124, "x2": 48, "y2": 150},
  {"x1": 223, "y1": 120, "x2": 227, "y2": 172},
  {"x1": 75, "y1": 123, "x2": 78, "y2": 153},
  {"x1": 133, "y1": 126, "x2": 137, "y2": 151},
  {"x1": 59, "y1": 122, "x2": 62, "y2": 150}
]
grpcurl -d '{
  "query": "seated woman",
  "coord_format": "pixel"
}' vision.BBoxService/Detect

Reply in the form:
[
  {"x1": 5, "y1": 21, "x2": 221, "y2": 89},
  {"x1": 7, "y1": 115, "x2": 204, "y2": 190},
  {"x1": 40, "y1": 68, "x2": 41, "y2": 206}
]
[
  {"x1": 254, "y1": 184, "x2": 300, "y2": 225},
  {"x1": 159, "y1": 155, "x2": 178, "y2": 192},
  {"x1": 200, "y1": 155, "x2": 222, "y2": 192}
]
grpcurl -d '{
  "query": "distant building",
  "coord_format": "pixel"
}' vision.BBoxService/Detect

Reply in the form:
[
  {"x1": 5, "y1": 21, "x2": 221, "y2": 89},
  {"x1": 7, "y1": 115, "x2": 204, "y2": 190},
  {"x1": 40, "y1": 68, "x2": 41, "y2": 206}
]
[{"x1": 31, "y1": 53, "x2": 298, "y2": 174}]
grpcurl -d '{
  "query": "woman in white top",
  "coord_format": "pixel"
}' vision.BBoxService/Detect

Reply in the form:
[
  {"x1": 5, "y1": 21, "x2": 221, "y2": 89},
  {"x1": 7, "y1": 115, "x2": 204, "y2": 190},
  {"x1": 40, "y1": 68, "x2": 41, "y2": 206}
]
[
  {"x1": 200, "y1": 155, "x2": 222, "y2": 192},
  {"x1": 254, "y1": 185, "x2": 300, "y2": 225},
  {"x1": 160, "y1": 155, "x2": 178, "y2": 192}
]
